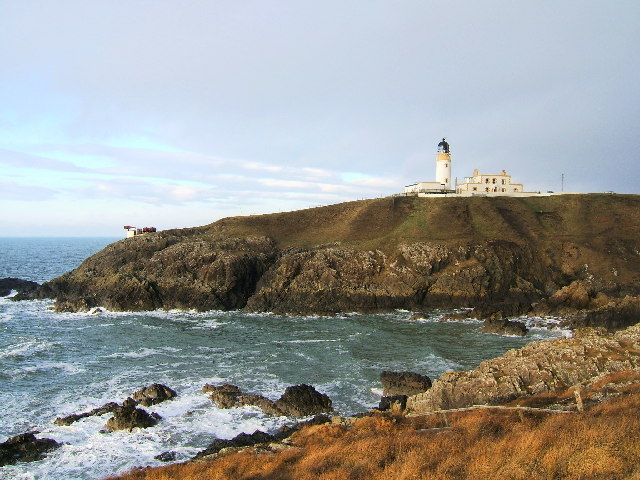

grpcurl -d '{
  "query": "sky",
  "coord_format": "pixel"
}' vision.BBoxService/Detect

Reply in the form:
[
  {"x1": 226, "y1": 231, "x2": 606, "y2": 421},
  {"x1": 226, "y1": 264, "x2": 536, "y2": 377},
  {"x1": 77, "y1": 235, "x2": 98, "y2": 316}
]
[{"x1": 1, "y1": 1, "x2": 638, "y2": 236}]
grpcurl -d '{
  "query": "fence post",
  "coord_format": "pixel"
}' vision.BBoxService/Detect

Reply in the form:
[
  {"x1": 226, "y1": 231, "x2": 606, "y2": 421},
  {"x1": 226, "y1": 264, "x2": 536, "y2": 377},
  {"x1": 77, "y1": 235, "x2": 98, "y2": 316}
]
[{"x1": 574, "y1": 389, "x2": 584, "y2": 412}]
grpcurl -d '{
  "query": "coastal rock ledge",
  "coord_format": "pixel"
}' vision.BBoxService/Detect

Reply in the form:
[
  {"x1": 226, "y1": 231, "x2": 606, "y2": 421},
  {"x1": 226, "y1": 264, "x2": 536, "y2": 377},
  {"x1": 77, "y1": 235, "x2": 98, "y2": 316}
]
[
  {"x1": 20, "y1": 195, "x2": 640, "y2": 322},
  {"x1": 406, "y1": 324, "x2": 640, "y2": 414}
]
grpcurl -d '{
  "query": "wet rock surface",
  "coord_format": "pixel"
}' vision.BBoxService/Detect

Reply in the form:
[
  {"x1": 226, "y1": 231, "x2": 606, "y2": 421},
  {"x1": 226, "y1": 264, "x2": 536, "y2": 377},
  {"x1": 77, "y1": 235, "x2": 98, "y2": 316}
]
[
  {"x1": 0, "y1": 432, "x2": 60, "y2": 466},
  {"x1": 480, "y1": 318, "x2": 528, "y2": 336},
  {"x1": 0, "y1": 277, "x2": 40, "y2": 297},
  {"x1": 202, "y1": 384, "x2": 282, "y2": 415},
  {"x1": 406, "y1": 324, "x2": 640, "y2": 414},
  {"x1": 104, "y1": 398, "x2": 160, "y2": 432},
  {"x1": 274, "y1": 384, "x2": 333, "y2": 417},
  {"x1": 55, "y1": 383, "x2": 177, "y2": 427},
  {"x1": 132, "y1": 383, "x2": 177, "y2": 407},
  {"x1": 203, "y1": 383, "x2": 332, "y2": 417},
  {"x1": 54, "y1": 402, "x2": 120, "y2": 426}
]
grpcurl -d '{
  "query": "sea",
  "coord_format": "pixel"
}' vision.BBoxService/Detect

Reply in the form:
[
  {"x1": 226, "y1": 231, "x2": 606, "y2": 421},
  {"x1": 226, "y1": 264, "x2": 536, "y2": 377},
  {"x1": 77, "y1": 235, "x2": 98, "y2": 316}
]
[{"x1": 0, "y1": 237, "x2": 568, "y2": 480}]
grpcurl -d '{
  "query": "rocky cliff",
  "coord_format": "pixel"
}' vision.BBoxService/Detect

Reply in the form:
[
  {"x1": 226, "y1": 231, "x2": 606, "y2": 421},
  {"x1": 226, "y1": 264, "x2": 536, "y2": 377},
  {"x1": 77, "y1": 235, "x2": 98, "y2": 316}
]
[{"x1": 31, "y1": 194, "x2": 640, "y2": 322}]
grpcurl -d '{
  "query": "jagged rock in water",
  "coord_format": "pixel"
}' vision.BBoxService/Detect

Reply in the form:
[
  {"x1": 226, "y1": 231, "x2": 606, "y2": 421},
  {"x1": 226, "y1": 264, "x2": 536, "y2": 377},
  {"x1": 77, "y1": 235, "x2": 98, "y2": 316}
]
[
  {"x1": 104, "y1": 398, "x2": 160, "y2": 432},
  {"x1": 54, "y1": 402, "x2": 120, "y2": 426},
  {"x1": 132, "y1": 383, "x2": 177, "y2": 407},
  {"x1": 202, "y1": 384, "x2": 281, "y2": 415},
  {"x1": 0, "y1": 277, "x2": 40, "y2": 297},
  {"x1": 274, "y1": 384, "x2": 333, "y2": 417},
  {"x1": 203, "y1": 383, "x2": 333, "y2": 417},
  {"x1": 154, "y1": 451, "x2": 178, "y2": 462},
  {"x1": 0, "y1": 433, "x2": 60, "y2": 466},
  {"x1": 406, "y1": 324, "x2": 640, "y2": 414},
  {"x1": 480, "y1": 318, "x2": 528, "y2": 336},
  {"x1": 380, "y1": 371, "x2": 432, "y2": 396},
  {"x1": 194, "y1": 430, "x2": 274, "y2": 460}
]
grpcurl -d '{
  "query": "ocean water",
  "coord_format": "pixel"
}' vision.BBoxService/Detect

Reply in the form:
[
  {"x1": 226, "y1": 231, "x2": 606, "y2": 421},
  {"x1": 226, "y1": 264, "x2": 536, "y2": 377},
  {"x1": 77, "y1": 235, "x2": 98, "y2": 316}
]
[{"x1": 0, "y1": 238, "x2": 566, "y2": 480}]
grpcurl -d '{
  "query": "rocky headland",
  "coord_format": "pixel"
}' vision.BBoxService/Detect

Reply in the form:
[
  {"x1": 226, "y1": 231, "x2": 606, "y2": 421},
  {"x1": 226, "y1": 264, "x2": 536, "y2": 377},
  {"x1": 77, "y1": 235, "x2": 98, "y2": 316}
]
[{"x1": 11, "y1": 194, "x2": 640, "y2": 330}]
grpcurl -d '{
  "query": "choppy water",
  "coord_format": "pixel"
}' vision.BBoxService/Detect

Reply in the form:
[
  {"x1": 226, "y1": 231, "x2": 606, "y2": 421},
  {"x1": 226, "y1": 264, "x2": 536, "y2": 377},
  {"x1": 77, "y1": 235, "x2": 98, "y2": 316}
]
[{"x1": 0, "y1": 238, "x2": 566, "y2": 479}]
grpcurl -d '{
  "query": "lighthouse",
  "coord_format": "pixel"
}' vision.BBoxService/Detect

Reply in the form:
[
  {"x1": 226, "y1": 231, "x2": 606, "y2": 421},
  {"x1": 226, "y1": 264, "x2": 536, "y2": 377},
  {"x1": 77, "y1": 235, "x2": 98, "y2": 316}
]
[{"x1": 435, "y1": 138, "x2": 451, "y2": 190}]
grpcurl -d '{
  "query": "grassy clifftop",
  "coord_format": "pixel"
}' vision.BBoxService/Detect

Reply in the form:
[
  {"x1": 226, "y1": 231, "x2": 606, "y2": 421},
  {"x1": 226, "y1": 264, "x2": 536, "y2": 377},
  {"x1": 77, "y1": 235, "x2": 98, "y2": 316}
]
[{"x1": 206, "y1": 193, "x2": 640, "y2": 249}]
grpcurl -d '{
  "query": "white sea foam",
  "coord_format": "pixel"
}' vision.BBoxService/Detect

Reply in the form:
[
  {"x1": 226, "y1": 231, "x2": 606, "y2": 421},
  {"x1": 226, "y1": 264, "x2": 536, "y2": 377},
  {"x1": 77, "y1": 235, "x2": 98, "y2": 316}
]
[
  {"x1": 2, "y1": 287, "x2": 570, "y2": 479},
  {"x1": 0, "y1": 338, "x2": 56, "y2": 359},
  {"x1": 102, "y1": 346, "x2": 181, "y2": 359}
]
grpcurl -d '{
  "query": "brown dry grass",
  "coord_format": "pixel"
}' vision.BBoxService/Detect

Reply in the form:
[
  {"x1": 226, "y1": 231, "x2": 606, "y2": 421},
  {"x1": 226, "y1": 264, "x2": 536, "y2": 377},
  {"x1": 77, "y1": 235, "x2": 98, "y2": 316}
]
[{"x1": 109, "y1": 377, "x2": 640, "y2": 480}]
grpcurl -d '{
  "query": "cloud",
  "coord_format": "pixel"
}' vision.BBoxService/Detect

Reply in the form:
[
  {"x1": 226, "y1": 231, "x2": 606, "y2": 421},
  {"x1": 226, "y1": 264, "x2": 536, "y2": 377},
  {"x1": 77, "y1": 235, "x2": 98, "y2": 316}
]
[
  {"x1": 0, "y1": 0, "x2": 639, "y2": 235},
  {"x1": 0, "y1": 180, "x2": 58, "y2": 201},
  {"x1": 0, "y1": 148, "x2": 87, "y2": 172}
]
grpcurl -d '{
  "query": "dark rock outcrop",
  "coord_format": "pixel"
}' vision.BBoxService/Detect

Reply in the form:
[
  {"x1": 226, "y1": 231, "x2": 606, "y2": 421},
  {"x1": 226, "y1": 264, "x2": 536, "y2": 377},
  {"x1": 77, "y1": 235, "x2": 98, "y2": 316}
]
[
  {"x1": 132, "y1": 383, "x2": 177, "y2": 407},
  {"x1": 380, "y1": 371, "x2": 432, "y2": 396},
  {"x1": 55, "y1": 384, "x2": 176, "y2": 427},
  {"x1": 274, "y1": 384, "x2": 333, "y2": 417},
  {"x1": 0, "y1": 432, "x2": 60, "y2": 466},
  {"x1": 203, "y1": 383, "x2": 332, "y2": 417},
  {"x1": 480, "y1": 318, "x2": 528, "y2": 336},
  {"x1": 104, "y1": 398, "x2": 159, "y2": 432},
  {"x1": 42, "y1": 235, "x2": 279, "y2": 312},
  {"x1": 0, "y1": 277, "x2": 40, "y2": 297},
  {"x1": 406, "y1": 324, "x2": 640, "y2": 414},
  {"x1": 54, "y1": 402, "x2": 120, "y2": 426},
  {"x1": 202, "y1": 384, "x2": 281, "y2": 415}
]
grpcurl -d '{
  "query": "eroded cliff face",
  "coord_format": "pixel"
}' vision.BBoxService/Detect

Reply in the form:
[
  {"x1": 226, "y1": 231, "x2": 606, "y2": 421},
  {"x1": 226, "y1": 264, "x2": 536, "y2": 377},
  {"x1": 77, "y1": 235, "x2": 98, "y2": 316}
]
[
  {"x1": 245, "y1": 240, "x2": 542, "y2": 314},
  {"x1": 33, "y1": 194, "x2": 640, "y2": 319},
  {"x1": 46, "y1": 234, "x2": 278, "y2": 312}
]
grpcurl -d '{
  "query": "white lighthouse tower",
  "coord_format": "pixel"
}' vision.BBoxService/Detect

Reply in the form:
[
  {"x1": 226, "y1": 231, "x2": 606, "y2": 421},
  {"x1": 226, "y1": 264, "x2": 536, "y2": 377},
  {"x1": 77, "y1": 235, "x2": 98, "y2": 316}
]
[{"x1": 435, "y1": 138, "x2": 451, "y2": 190}]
